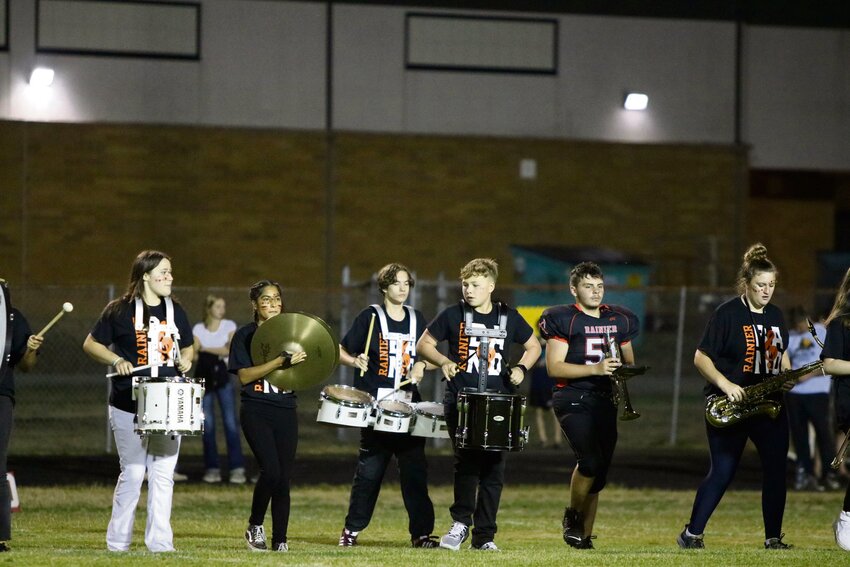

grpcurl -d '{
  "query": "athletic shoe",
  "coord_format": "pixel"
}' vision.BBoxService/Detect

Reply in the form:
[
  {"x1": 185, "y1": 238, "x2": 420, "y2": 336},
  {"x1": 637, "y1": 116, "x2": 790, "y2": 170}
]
[
  {"x1": 575, "y1": 535, "x2": 596, "y2": 549},
  {"x1": 245, "y1": 524, "x2": 268, "y2": 552},
  {"x1": 822, "y1": 472, "x2": 843, "y2": 491},
  {"x1": 273, "y1": 542, "x2": 289, "y2": 552},
  {"x1": 794, "y1": 469, "x2": 823, "y2": 491},
  {"x1": 676, "y1": 525, "x2": 705, "y2": 549},
  {"x1": 471, "y1": 541, "x2": 499, "y2": 551},
  {"x1": 411, "y1": 535, "x2": 439, "y2": 548},
  {"x1": 562, "y1": 507, "x2": 584, "y2": 548},
  {"x1": 203, "y1": 468, "x2": 222, "y2": 483},
  {"x1": 439, "y1": 522, "x2": 469, "y2": 551},
  {"x1": 835, "y1": 511, "x2": 850, "y2": 551},
  {"x1": 764, "y1": 534, "x2": 792, "y2": 549},
  {"x1": 0, "y1": 542, "x2": 9, "y2": 552},
  {"x1": 229, "y1": 467, "x2": 247, "y2": 485},
  {"x1": 339, "y1": 528, "x2": 358, "y2": 547},
  {"x1": 173, "y1": 471, "x2": 189, "y2": 482}
]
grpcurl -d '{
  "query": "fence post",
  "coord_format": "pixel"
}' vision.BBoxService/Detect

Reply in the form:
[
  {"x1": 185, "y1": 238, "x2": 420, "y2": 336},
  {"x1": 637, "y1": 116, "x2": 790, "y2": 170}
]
[{"x1": 669, "y1": 286, "x2": 687, "y2": 445}]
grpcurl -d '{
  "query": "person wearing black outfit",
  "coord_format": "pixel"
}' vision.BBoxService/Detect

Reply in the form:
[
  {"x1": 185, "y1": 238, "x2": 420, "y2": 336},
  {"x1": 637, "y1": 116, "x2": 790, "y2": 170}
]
[
  {"x1": 417, "y1": 258, "x2": 540, "y2": 552},
  {"x1": 538, "y1": 261, "x2": 640, "y2": 550},
  {"x1": 230, "y1": 280, "x2": 306, "y2": 553},
  {"x1": 677, "y1": 244, "x2": 793, "y2": 550},
  {"x1": 0, "y1": 281, "x2": 43, "y2": 553},
  {"x1": 823, "y1": 267, "x2": 850, "y2": 550},
  {"x1": 337, "y1": 262, "x2": 438, "y2": 548}
]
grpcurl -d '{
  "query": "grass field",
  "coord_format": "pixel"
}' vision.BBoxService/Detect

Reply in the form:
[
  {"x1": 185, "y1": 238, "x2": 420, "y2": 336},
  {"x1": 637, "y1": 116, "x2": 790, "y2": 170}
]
[{"x1": 5, "y1": 482, "x2": 848, "y2": 566}]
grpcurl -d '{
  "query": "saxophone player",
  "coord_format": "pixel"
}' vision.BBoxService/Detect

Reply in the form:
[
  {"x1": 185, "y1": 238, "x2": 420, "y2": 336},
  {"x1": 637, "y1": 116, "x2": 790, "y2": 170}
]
[
  {"x1": 822, "y1": 266, "x2": 850, "y2": 551},
  {"x1": 678, "y1": 244, "x2": 793, "y2": 550}
]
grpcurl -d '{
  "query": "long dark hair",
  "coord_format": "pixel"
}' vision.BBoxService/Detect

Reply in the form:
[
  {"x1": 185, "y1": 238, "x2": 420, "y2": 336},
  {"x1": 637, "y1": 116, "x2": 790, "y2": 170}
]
[
  {"x1": 103, "y1": 250, "x2": 173, "y2": 319},
  {"x1": 735, "y1": 243, "x2": 777, "y2": 295},
  {"x1": 249, "y1": 280, "x2": 285, "y2": 322},
  {"x1": 826, "y1": 267, "x2": 850, "y2": 328}
]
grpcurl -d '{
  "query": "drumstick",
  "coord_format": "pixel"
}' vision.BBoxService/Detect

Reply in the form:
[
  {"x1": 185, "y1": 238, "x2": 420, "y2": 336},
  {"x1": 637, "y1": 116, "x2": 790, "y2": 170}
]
[
  {"x1": 106, "y1": 364, "x2": 151, "y2": 378},
  {"x1": 36, "y1": 302, "x2": 74, "y2": 336},
  {"x1": 360, "y1": 313, "x2": 376, "y2": 377}
]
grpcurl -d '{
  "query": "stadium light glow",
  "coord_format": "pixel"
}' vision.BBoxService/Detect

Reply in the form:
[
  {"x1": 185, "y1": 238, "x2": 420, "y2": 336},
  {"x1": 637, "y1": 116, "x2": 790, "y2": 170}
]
[{"x1": 623, "y1": 92, "x2": 648, "y2": 111}]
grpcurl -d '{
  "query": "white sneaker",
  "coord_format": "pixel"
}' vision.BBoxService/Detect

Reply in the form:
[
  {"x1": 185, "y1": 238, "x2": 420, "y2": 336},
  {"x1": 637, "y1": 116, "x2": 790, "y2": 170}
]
[
  {"x1": 472, "y1": 541, "x2": 499, "y2": 551},
  {"x1": 274, "y1": 542, "x2": 289, "y2": 552},
  {"x1": 439, "y1": 522, "x2": 469, "y2": 551},
  {"x1": 173, "y1": 471, "x2": 188, "y2": 482},
  {"x1": 229, "y1": 467, "x2": 247, "y2": 485},
  {"x1": 203, "y1": 468, "x2": 222, "y2": 483},
  {"x1": 835, "y1": 511, "x2": 850, "y2": 551}
]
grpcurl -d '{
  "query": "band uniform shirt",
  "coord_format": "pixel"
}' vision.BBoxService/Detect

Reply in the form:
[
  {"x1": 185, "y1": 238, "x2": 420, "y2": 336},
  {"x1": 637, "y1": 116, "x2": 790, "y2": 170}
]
[
  {"x1": 426, "y1": 302, "x2": 533, "y2": 404},
  {"x1": 229, "y1": 322, "x2": 297, "y2": 409},
  {"x1": 90, "y1": 299, "x2": 193, "y2": 413},
  {"x1": 697, "y1": 297, "x2": 788, "y2": 398},
  {"x1": 788, "y1": 322, "x2": 830, "y2": 395},
  {"x1": 0, "y1": 309, "x2": 33, "y2": 405},
  {"x1": 823, "y1": 317, "x2": 850, "y2": 429},
  {"x1": 538, "y1": 303, "x2": 639, "y2": 393},
  {"x1": 340, "y1": 305, "x2": 428, "y2": 399}
]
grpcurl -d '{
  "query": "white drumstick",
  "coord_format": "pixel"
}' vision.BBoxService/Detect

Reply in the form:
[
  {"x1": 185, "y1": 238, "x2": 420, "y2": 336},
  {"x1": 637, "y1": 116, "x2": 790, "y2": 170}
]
[
  {"x1": 36, "y1": 302, "x2": 73, "y2": 336},
  {"x1": 106, "y1": 364, "x2": 151, "y2": 378}
]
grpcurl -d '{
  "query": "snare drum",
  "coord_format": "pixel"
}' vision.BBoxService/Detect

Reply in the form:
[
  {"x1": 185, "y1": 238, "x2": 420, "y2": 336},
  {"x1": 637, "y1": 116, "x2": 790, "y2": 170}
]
[
  {"x1": 411, "y1": 401, "x2": 450, "y2": 439},
  {"x1": 317, "y1": 384, "x2": 374, "y2": 427},
  {"x1": 456, "y1": 390, "x2": 527, "y2": 452},
  {"x1": 372, "y1": 399, "x2": 415, "y2": 433},
  {"x1": 135, "y1": 376, "x2": 205, "y2": 436}
]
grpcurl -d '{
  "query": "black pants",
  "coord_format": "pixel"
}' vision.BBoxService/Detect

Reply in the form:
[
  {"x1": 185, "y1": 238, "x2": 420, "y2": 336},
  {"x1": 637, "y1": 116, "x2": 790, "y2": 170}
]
[
  {"x1": 445, "y1": 403, "x2": 506, "y2": 547},
  {"x1": 0, "y1": 396, "x2": 12, "y2": 541},
  {"x1": 552, "y1": 388, "x2": 618, "y2": 493},
  {"x1": 688, "y1": 410, "x2": 788, "y2": 539},
  {"x1": 344, "y1": 428, "x2": 435, "y2": 537},
  {"x1": 785, "y1": 392, "x2": 834, "y2": 477},
  {"x1": 240, "y1": 402, "x2": 298, "y2": 546}
]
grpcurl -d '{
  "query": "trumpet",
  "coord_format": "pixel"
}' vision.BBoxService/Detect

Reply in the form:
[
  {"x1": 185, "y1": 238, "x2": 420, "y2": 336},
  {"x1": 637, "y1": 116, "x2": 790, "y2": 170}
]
[{"x1": 605, "y1": 331, "x2": 640, "y2": 421}]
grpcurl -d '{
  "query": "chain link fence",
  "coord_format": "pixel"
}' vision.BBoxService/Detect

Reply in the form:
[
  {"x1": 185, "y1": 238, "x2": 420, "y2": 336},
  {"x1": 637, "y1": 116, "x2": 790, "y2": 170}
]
[{"x1": 7, "y1": 280, "x2": 838, "y2": 456}]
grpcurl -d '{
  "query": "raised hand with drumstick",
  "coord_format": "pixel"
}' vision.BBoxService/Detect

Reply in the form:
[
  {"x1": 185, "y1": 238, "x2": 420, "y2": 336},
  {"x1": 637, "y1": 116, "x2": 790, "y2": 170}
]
[{"x1": 337, "y1": 263, "x2": 439, "y2": 549}]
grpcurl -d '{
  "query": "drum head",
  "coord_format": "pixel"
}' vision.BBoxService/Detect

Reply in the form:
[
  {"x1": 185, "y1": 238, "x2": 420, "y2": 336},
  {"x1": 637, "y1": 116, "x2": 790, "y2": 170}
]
[
  {"x1": 415, "y1": 402, "x2": 444, "y2": 418},
  {"x1": 323, "y1": 384, "x2": 373, "y2": 406},
  {"x1": 379, "y1": 399, "x2": 413, "y2": 416}
]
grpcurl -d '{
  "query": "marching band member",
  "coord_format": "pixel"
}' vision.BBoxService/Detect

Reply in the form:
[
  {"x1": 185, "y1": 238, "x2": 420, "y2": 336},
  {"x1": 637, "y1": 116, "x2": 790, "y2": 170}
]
[
  {"x1": 82, "y1": 250, "x2": 194, "y2": 552},
  {"x1": 417, "y1": 258, "x2": 540, "y2": 552},
  {"x1": 0, "y1": 282, "x2": 43, "y2": 553},
  {"x1": 337, "y1": 263, "x2": 438, "y2": 548},
  {"x1": 230, "y1": 280, "x2": 306, "y2": 553},
  {"x1": 538, "y1": 261, "x2": 640, "y2": 549},
  {"x1": 677, "y1": 244, "x2": 792, "y2": 550},
  {"x1": 822, "y1": 267, "x2": 850, "y2": 550}
]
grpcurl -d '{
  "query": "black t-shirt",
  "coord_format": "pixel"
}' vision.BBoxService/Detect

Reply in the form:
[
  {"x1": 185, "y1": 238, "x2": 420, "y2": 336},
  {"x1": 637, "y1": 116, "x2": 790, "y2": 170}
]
[
  {"x1": 426, "y1": 301, "x2": 534, "y2": 403},
  {"x1": 0, "y1": 308, "x2": 33, "y2": 404},
  {"x1": 90, "y1": 299, "x2": 193, "y2": 412},
  {"x1": 340, "y1": 305, "x2": 428, "y2": 398},
  {"x1": 229, "y1": 321, "x2": 297, "y2": 409},
  {"x1": 822, "y1": 317, "x2": 850, "y2": 369},
  {"x1": 538, "y1": 303, "x2": 640, "y2": 393},
  {"x1": 697, "y1": 296, "x2": 788, "y2": 397}
]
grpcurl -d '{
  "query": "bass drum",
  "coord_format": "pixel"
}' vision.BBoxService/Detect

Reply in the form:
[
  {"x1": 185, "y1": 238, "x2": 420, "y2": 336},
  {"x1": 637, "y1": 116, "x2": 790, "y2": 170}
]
[{"x1": 456, "y1": 390, "x2": 527, "y2": 452}]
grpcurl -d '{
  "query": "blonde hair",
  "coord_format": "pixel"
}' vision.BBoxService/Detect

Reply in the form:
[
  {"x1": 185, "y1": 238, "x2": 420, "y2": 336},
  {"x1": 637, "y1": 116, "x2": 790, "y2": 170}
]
[
  {"x1": 735, "y1": 243, "x2": 777, "y2": 295},
  {"x1": 460, "y1": 258, "x2": 498, "y2": 282},
  {"x1": 203, "y1": 294, "x2": 225, "y2": 327},
  {"x1": 826, "y1": 267, "x2": 850, "y2": 328}
]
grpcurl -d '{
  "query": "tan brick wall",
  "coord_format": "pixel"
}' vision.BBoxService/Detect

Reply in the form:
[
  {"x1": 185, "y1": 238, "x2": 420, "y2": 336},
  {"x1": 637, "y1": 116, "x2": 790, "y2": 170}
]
[{"x1": 6, "y1": 120, "x2": 820, "y2": 291}]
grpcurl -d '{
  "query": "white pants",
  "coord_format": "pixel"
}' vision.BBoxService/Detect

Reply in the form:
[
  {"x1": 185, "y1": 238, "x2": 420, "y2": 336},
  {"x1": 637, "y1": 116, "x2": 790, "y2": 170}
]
[{"x1": 107, "y1": 406, "x2": 180, "y2": 552}]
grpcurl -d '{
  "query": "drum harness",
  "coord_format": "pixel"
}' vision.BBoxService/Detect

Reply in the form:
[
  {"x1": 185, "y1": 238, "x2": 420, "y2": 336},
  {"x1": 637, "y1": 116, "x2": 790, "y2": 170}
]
[
  {"x1": 370, "y1": 303, "x2": 417, "y2": 402},
  {"x1": 462, "y1": 300, "x2": 508, "y2": 393}
]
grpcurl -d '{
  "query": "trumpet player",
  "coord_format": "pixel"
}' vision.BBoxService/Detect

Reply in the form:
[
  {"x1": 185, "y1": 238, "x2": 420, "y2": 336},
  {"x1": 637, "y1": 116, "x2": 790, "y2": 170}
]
[
  {"x1": 538, "y1": 262, "x2": 640, "y2": 549},
  {"x1": 678, "y1": 244, "x2": 793, "y2": 551},
  {"x1": 822, "y1": 266, "x2": 850, "y2": 551}
]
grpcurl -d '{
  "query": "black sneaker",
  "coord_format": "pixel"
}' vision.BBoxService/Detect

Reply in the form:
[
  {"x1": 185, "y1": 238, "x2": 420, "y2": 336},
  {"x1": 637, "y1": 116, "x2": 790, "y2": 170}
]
[
  {"x1": 562, "y1": 507, "x2": 585, "y2": 548},
  {"x1": 245, "y1": 524, "x2": 268, "y2": 552},
  {"x1": 677, "y1": 525, "x2": 705, "y2": 549},
  {"x1": 411, "y1": 535, "x2": 439, "y2": 548},
  {"x1": 765, "y1": 534, "x2": 792, "y2": 549},
  {"x1": 0, "y1": 542, "x2": 9, "y2": 552},
  {"x1": 575, "y1": 535, "x2": 596, "y2": 549},
  {"x1": 339, "y1": 528, "x2": 358, "y2": 547}
]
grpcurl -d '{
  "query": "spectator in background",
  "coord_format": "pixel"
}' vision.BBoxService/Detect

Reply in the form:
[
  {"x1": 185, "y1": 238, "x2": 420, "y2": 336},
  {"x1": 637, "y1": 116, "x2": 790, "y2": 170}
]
[
  {"x1": 785, "y1": 306, "x2": 840, "y2": 491},
  {"x1": 528, "y1": 336, "x2": 562, "y2": 449},
  {"x1": 193, "y1": 295, "x2": 245, "y2": 484}
]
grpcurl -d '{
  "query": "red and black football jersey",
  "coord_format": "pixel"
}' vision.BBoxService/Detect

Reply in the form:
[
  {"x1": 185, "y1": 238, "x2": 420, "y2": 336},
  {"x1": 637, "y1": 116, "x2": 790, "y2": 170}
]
[{"x1": 538, "y1": 303, "x2": 639, "y2": 392}]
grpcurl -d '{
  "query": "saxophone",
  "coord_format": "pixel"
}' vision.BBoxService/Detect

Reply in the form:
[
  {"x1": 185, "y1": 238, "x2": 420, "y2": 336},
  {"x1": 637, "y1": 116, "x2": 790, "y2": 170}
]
[{"x1": 705, "y1": 360, "x2": 824, "y2": 428}]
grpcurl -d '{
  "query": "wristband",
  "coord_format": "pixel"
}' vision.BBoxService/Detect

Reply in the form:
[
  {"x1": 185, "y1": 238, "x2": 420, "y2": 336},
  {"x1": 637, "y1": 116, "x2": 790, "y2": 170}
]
[{"x1": 513, "y1": 363, "x2": 529, "y2": 379}]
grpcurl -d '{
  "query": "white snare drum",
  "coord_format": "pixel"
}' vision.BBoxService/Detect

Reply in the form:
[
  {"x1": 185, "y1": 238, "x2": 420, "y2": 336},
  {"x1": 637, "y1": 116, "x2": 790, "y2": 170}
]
[
  {"x1": 317, "y1": 385, "x2": 374, "y2": 427},
  {"x1": 372, "y1": 399, "x2": 415, "y2": 433},
  {"x1": 411, "y1": 401, "x2": 450, "y2": 439},
  {"x1": 135, "y1": 376, "x2": 205, "y2": 436}
]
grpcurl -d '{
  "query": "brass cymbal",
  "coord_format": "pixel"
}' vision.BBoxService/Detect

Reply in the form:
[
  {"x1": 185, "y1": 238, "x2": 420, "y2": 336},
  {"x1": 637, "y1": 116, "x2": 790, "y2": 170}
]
[{"x1": 250, "y1": 312, "x2": 339, "y2": 391}]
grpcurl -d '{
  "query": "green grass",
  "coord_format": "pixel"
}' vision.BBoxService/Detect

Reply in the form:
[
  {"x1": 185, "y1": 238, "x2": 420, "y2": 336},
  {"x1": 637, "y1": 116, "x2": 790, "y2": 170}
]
[{"x1": 5, "y1": 483, "x2": 848, "y2": 565}]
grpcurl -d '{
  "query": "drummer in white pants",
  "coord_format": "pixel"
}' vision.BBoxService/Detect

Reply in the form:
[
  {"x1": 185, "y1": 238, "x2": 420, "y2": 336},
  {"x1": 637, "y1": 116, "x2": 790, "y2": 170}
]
[{"x1": 83, "y1": 250, "x2": 193, "y2": 552}]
